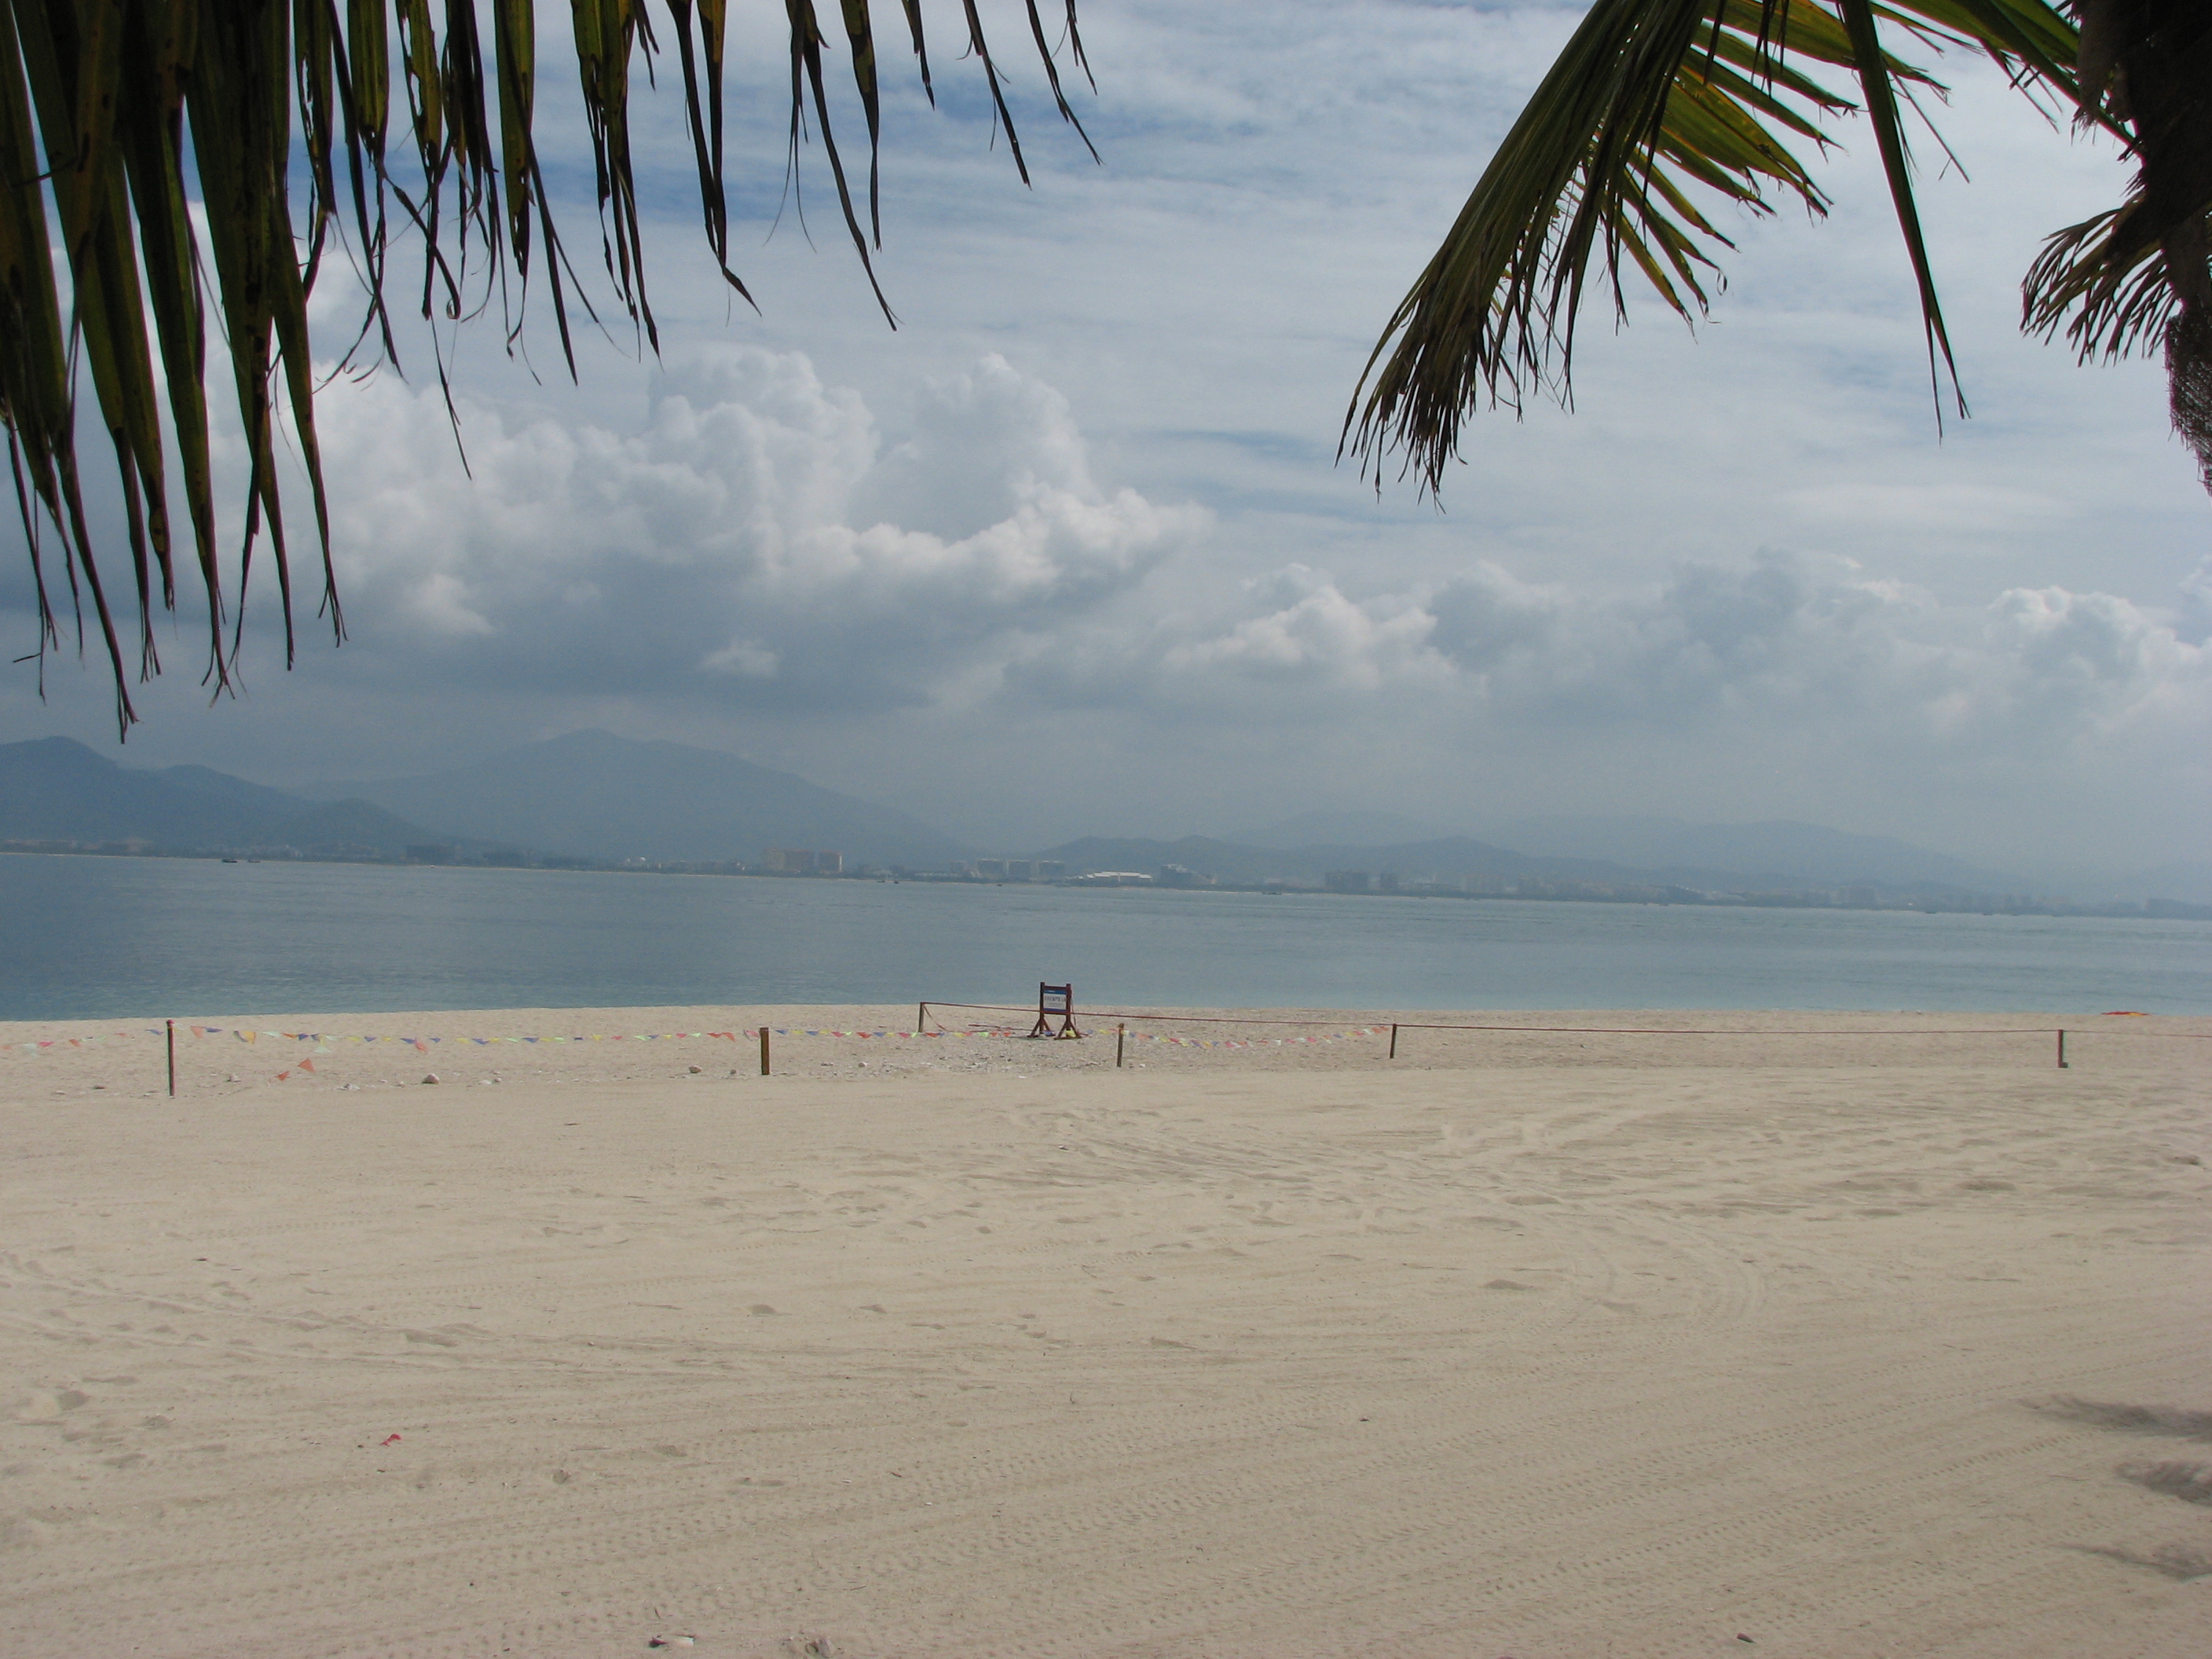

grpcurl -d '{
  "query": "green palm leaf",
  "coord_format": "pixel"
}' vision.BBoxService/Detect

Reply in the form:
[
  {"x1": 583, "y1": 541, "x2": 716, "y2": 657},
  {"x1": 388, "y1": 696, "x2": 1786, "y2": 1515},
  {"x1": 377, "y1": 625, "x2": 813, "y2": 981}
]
[
  {"x1": 0, "y1": 0, "x2": 1096, "y2": 734},
  {"x1": 1346, "y1": 0, "x2": 2088, "y2": 495},
  {"x1": 2023, "y1": 1, "x2": 2212, "y2": 488}
]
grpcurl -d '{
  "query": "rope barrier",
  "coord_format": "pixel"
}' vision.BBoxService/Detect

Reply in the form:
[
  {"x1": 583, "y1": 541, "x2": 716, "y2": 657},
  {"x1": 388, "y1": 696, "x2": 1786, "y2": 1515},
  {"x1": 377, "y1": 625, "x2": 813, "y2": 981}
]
[
  {"x1": 1393, "y1": 1020, "x2": 2059, "y2": 1036},
  {"x1": 1, "y1": 1026, "x2": 752, "y2": 1053},
  {"x1": 914, "y1": 1000, "x2": 2212, "y2": 1072},
  {"x1": 915, "y1": 1000, "x2": 2208, "y2": 1038},
  {"x1": 5, "y1": 1009, "x2": 2202, "y2": 1088},
  {"x1": 1122, "y1": 1025, "x2": 1390, "y2": 1050},
  {"x1": 7, "y1": 1011, "x2": 2201, "y2": 1057}
]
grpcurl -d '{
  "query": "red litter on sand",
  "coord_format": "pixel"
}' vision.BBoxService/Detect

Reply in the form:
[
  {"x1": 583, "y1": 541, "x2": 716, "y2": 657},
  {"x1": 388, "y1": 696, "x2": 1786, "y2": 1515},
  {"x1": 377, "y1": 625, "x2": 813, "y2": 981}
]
[{"x1": 381, "y1": 1434, "x2": 402, "y2": 1446}]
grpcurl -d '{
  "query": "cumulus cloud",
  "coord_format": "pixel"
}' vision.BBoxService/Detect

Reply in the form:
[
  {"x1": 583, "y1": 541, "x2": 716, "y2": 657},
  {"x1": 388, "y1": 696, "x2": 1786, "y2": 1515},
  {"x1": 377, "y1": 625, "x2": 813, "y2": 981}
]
[
  {"x1": 262, "y1": 344, "x2": 2206, "y2": 802},
  {"x1": 1158, "y1": 564, "x2": 1442, "y2": 693},
  {"x1": 306, "y1": 347, "x2": 1201, "y2": 711},
  {"x1": 1011, "y1": 549, "x2": 2210, "y2": 760}
]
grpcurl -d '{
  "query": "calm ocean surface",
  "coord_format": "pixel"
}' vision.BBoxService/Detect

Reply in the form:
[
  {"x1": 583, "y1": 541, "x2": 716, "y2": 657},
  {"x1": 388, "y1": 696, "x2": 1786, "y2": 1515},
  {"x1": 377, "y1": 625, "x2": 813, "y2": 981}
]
[{"x1": 5, "y1": 853, "x2": 2208, "y2": 1020}]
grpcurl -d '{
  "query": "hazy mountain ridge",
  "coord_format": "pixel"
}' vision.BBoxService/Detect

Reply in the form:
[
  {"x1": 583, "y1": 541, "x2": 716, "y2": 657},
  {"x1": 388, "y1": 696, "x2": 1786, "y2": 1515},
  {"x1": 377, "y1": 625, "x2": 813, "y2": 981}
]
[
  {"x1": 1221, "y1": 810, "x2": 2084, "y2": 895},
  {"x1": 1229, "y1": 811, "x2": 1456, "y2": 849},
  {"x1": 303, "y1": 730, "x2": 969, "y2": 868},
  {"x1": 0, "y1": 738, "x2": 438, "y2": 852},
  {"x1": 6, "y1": 730, "x2": 2199, "y2": 906}
]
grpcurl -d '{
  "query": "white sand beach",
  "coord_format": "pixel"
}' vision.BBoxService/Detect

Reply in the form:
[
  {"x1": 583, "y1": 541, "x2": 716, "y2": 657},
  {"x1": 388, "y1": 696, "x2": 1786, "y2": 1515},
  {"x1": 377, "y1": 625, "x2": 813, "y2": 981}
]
[{"x1": 3, "y1": 1005, "x2": 2207, "y2": 1657}]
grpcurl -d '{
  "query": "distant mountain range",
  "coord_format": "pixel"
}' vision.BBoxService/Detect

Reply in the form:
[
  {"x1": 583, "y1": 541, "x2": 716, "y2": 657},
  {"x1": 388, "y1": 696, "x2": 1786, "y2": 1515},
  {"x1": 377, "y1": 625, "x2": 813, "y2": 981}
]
[
  {"x1": 1226, "y1": 811, "x2": 2051, "y2": 893},
  {"x1": 299, "y1": 730, "x2": 966, "y2": 868},
  {"x1": 0, "y1": 737, "x2": 441, "y2": 854},
  {"x1": 2, "y1": 730, "x2": 2203, "y2": 906},
  {"x1": 1, "y1": 731, "x2": 963, "y2": 867},
  {"x1": 1229, "y1": 810, "x2": 1457, "y2": 848},
  {"x1": 1225, "y1": 810, "x2": 2211, "y2": 905}
]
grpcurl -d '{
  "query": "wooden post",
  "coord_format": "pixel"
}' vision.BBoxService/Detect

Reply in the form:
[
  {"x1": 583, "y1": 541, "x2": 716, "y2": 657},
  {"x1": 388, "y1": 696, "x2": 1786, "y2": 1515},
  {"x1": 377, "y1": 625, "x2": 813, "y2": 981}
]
[
  {"x1": 1116, "y1": 1024, "x2": 1126, "y2": 1068},
  {"x1": 1389, "y1": 1024, "x2": 1399, "y2": 1060},
  {"x1": 917, "y1": 1001, "x2": 926, "y2": 1032},
  {"x1": 166, "y1": 1019, "x2": 176, "y2": 1098},
  {"x1": 2056, "y1": 1028, "x2": 2067, "y2": 1070},
  {"x1": 759, "y1": 1026, "x2": 771, "y2": 1077}
]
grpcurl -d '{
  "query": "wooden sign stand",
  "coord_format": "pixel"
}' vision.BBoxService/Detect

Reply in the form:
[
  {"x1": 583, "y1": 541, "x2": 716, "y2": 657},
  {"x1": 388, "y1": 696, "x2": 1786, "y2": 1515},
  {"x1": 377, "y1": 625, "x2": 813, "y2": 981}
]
[{"x1": 1028, "y1": 983, "x2": 1082, "y2": 1040}]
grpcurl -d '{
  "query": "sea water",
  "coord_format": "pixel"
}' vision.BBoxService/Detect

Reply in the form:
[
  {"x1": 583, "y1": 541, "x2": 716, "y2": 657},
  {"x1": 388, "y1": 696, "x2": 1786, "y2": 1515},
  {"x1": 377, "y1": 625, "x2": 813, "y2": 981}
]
[{"x1": 3, "y1": 853, "x2": 2207, "y2": 1020}]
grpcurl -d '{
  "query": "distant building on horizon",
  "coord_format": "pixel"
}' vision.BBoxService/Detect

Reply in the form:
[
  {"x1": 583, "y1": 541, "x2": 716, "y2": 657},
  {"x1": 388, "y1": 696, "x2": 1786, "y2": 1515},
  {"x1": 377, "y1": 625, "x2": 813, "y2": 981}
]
[{"x1": 1324, "y1": 870, "x2": 1371, "y2": 893}]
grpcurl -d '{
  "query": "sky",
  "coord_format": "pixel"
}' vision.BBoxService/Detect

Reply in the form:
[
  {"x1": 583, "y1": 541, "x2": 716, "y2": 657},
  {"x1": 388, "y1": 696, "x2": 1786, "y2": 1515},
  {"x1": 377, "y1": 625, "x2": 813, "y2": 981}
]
[{"x1": 2, "y1": 0, "x2": 2207, "y2": 881}]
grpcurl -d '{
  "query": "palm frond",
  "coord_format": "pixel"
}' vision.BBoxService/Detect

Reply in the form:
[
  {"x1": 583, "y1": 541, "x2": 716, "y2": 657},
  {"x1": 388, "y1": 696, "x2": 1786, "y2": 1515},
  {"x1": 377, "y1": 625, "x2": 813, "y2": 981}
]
[
  {"x1": 2023, "y1": 1, "x2": 2212, "y2": 488},
  {"x1": 0, "y1": 1, "x2": 1096, "y2": 735},
  {"x1": 1347, "y1": 0, "x2": 2084, "y2": 496}
]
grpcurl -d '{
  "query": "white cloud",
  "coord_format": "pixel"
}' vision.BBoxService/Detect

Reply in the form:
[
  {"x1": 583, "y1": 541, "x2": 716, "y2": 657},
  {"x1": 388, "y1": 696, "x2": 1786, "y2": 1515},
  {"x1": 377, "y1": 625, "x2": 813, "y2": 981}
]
[
  {"x1": 405, "y1": 572, "x2": 496, "y2": 639},
  {"x1": 698, "y1": 636, "x2": 780, "y2": 679},
  {"x1": 305, "y1": 346, "x2": 1202, "y2": 711},
  {"x1": 1013, "y1": 549, "x2": 2210, "y2": 761},
  {"x1": 1159, "y1": 564, "x2": 1441, "y2": 693}
]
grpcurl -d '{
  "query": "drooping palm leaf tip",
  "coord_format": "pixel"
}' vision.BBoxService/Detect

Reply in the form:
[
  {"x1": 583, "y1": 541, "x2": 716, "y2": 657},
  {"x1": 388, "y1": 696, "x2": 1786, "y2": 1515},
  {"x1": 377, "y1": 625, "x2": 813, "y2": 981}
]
[
  {"x1": 1347, "y1": 0, "x2": 2117, "y2": 498},
  {"x1": 0, "y1": 1, "x2": 1093, "y2": 738}
]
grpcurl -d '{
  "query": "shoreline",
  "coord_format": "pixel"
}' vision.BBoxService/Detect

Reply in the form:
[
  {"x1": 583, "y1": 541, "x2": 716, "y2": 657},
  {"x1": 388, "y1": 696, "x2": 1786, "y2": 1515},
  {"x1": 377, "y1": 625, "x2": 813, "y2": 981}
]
[{"x1": 9, "y1": 847, "x2": 2207, "y2": 921}]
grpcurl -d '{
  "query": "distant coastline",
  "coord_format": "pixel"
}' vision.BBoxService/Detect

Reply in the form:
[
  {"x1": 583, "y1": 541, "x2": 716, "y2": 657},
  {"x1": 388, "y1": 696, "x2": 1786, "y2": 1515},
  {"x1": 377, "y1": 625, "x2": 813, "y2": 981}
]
[
  {"x1": 5, "y1": 842, "x2": 2204, "y2": 922},
  {"x1": 8, "y1": 732, "x2": 2203, "y2": 920}
]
